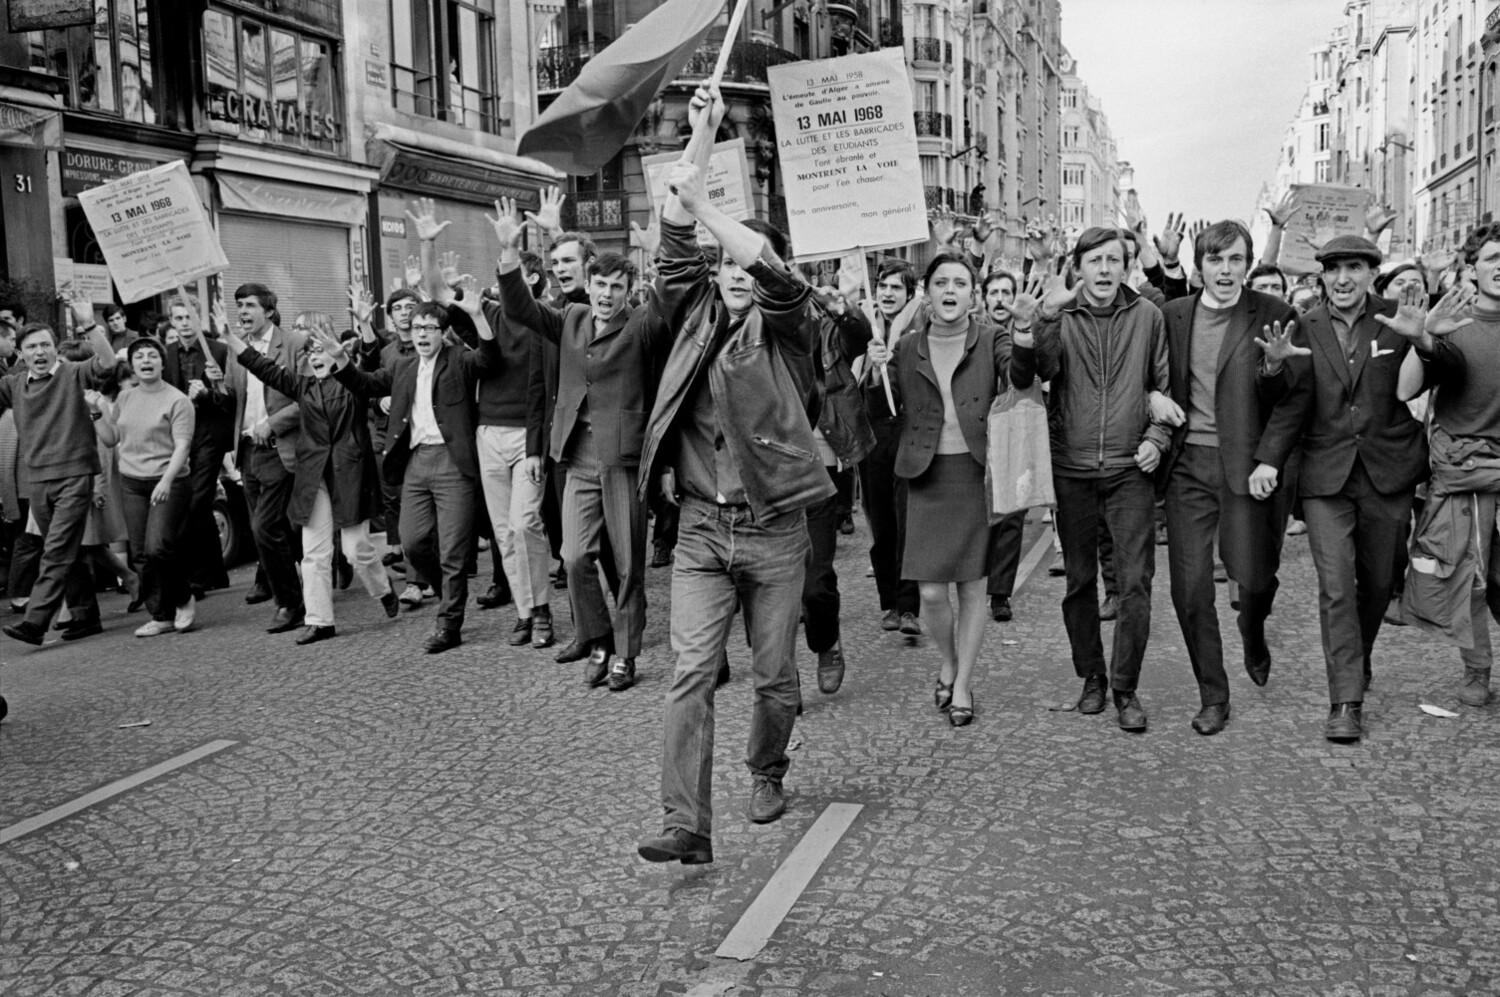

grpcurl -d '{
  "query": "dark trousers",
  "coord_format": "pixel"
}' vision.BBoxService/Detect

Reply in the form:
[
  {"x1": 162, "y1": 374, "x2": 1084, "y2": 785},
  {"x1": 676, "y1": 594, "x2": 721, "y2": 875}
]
[
  {"x1": 1302, "y1": 457, "x2": 1413, "y2": 704},
  {"x1": 561, "y1": 426, "x2": 646, "y2": 658},
  {"x1": 858, "y1": 418, "x2": 918, "y2": 615},
  {"x1": 543, "y1": 458, "x2": 565, "y2": 561},
  {"x1": 239, "y1": 439, "x2": 302, "y2": 610},
  {"x1": 401, "y1": 444, "x2": 475, "y2": 632},
  {"x1": 1165, "y1": 444, "x2": 1290, "y2": 706},
  {"x1": 185, "y1": 436, "x2": 229, "y2": 590},
  {"x1": 25, "y1": 474, "x2": 97, "y2": 629},
  {"x1": 654, "y1": 502, "x2": 680, "y2": 550},
  {"x1": 987, "y1": 509, "x2": 1028, "y2": 598},
  {"x1": 121, "y1": 474, "x2": 191, "y2": 622},
  {"x1": 802, "y1": 489, "x2": 841, "y2": 653},
  {"x1": 831, "y1": 466, "x2": 854, "y2": 519},
  {"x1": 1054, "y1": 467, "x2": 1156, "y2": 692}
]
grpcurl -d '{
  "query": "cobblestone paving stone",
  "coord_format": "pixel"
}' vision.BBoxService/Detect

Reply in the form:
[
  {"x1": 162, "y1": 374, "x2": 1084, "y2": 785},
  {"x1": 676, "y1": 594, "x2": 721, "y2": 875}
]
[{"x1": 2, "y1": 516, "x2": 1498, "y2": 996}]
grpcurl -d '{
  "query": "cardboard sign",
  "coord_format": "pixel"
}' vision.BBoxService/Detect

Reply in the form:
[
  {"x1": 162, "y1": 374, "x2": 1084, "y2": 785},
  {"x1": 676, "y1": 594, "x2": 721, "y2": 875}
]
[
  {"x1": 767, "y1": 48, "x2": 927, "y2": 260},
  {"x1": 77, "y1": 161, "x2": 228, "y2": 304},
  {"x1": 641, "y1": 138, "x2": 753, "y2": 220},
  {"x1": 1276, "y1": 183, "x2": 1376, "y2": 275}
]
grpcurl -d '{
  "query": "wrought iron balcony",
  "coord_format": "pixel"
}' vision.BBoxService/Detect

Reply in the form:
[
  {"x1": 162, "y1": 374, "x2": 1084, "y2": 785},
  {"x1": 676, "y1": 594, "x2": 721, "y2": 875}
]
[
  {"x1": 911, "y1": 36, "x2": 943, "y2": 64},
  {"x1": 923, "y1": 185, "x2": 945, "y2": 210},
  {"x1": 913, "y1": 110, "x2": 951, "y2": 138}
]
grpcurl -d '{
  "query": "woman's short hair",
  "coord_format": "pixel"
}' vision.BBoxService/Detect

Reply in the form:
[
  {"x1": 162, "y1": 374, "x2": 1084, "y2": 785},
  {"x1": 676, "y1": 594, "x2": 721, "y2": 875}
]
[
  {"x1": 922, "y1": 252, "x2": 977, "y2": 291},
  {"x1": 126, "y1": 336, "x2": 164, "y2": 367}
]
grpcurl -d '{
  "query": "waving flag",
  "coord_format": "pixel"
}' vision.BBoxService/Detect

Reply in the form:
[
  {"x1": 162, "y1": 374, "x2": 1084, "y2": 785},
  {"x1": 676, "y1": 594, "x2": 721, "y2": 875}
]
[{"x1": 519, "y1": 0, "x2": 729, "y2": 175}]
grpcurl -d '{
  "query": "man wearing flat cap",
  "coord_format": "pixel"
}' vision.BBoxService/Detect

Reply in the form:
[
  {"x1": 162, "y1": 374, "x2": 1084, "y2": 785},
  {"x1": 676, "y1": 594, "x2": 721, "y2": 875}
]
[{"x1": 1251, "y1": 234, "x2": 1429, "y2": 743}]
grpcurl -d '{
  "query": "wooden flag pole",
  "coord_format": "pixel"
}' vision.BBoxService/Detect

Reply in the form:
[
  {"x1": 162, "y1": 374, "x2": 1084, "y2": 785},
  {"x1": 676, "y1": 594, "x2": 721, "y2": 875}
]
[
  {"x1": 707, "y1": 0, "x2": 752, "y2": 88},
  {"x1": 854, "y1": 250, "x2": 897, "y2": 416}
]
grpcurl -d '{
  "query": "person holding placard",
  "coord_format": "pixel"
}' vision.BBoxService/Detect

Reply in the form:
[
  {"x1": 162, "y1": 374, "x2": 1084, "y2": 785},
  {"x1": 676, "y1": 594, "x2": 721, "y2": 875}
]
[
  {"x1": 865, "y1": 254, "x2": 1012, "y2": 728},
  {"x1": 0, "y1": 300, "x2": 120, "y2": 646}
]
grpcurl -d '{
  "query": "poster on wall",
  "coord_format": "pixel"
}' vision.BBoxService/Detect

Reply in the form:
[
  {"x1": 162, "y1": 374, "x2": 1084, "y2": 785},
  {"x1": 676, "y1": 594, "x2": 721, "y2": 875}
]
[
  {"x1": 77, "y1": 161, "x2": 228, "y2": 304},
  {"x1": 641, "y1": 139, "x2": 753, "y2": 220}
]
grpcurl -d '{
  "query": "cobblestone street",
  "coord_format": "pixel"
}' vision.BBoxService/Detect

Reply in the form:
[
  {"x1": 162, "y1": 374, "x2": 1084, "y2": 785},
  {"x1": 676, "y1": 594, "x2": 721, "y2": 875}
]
[{"x1": 3, "y1": 515, "x2": 1499, "y2": 996}]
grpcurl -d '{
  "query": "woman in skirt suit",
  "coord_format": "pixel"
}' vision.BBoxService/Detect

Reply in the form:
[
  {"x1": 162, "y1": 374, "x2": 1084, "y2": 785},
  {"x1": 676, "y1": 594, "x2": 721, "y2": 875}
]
[{"x1": 866, "y1": 253, "x2": 1011, "y2": 726}]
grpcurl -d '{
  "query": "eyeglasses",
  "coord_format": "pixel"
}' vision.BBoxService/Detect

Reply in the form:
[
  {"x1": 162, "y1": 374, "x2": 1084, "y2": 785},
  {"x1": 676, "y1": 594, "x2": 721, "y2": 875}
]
[{"x1": 411, "y1": 322, "x2": 443, "y2": 332}]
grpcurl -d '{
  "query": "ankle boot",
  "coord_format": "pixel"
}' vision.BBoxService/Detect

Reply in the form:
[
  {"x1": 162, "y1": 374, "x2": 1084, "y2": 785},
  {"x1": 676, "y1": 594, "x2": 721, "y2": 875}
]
[{"x1": 1458, "y1": 667, "x2": 1495, "y2": 707}]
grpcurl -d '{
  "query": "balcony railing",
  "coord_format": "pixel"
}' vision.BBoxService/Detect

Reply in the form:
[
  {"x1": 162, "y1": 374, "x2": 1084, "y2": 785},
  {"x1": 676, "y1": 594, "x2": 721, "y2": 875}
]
[
  {"x1": 923, "y1": 185, "x2": 945, "y2": 210},
  {"x1": 944, "y1": 41, "x2": 954, "y2": 66},
  {"x1": 911, "y1": 35, "x2": 943, "y2": 63},
  {"x1": 565, "y1": 194, "x2": 626, "y2": 231},
  {"x1": 536, "y1": 38, "x2": 798, "y2": 92},
  {"x1": 963, "y1": 58, "x2": 973, "y2": 86},
  {"x1": 913, "y1": 110, "x2": 951, "y2": 138}
]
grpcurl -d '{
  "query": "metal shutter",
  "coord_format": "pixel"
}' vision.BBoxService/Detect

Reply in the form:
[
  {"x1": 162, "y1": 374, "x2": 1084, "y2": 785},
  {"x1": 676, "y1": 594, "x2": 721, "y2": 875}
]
[{"x1": 218, "y1": 214, "x2": 352, "y2": 329}]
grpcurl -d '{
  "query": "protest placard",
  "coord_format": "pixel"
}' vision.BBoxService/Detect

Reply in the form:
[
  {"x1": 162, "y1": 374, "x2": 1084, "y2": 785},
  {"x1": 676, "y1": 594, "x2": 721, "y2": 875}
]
[
  {"x1": 642, "y1": 138, "x2": 752, "y2": 219},
  {"x1": 77, "y1": 160, "x2": 228, "y2": 304},
  {"x1": 1276, "y1": 183, "x2": 1375, "y2": 275},
  {"x1": 767, "y1": 48, "x2": 927, "y2": 260}
]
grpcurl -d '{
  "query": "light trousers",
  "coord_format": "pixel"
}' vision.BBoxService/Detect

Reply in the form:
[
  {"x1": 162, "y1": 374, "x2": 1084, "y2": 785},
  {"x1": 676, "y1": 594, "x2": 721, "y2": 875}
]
[
  {"x1": 476, "y1": 425, "x2": 551, "y2": 617},
  {"x1": 302, "y1": 485, "x2": 391, "y2": 627}
]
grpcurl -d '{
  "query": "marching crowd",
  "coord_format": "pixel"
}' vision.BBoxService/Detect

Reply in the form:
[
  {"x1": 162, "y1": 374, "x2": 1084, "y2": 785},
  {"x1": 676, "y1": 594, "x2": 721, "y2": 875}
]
[{"x1": 3, "y1": 84, "x2": 1499, "y2": 864}]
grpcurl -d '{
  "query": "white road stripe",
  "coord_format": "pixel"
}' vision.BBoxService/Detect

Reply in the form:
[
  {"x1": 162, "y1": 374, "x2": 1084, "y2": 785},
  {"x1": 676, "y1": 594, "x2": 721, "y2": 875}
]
[
  {"x1": 716, "y1": 802, "x2": 863, "y2": 961},
  {"x1": 1013, "y1": 525, "x2": 1055, "y2": 594},
  {"x1": 0, "y1": 739, "x2": 239, "y2": 846}
]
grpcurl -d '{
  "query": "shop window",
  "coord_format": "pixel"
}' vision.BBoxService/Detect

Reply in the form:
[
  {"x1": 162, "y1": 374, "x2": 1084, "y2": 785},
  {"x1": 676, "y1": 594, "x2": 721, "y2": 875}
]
[
  {"x1": 391, "y1": 0, "x2": 506, "y2": 134},
  {"x1": 202, "y1": 8, "x2": 344, "y2": 155},
  {"x1": 26, "y1": 0, "x2": 159, "y2": 123}
]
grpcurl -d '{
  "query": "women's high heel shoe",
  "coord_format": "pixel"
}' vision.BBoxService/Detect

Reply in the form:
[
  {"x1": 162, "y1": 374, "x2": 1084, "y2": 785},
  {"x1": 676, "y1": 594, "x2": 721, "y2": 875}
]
[
  {"x1": 948, "y1": 691, "x2": 974, "y2": 728},
  {"x1": 933, "y1": 678, "x2": 954, "y2": 712}
]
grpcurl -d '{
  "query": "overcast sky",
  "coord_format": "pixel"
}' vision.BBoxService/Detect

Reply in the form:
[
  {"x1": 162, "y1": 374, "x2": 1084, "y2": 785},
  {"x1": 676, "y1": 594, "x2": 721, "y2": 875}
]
[{"x1": 1060, "y1": 0, "x2": 1348, "y2": 228}]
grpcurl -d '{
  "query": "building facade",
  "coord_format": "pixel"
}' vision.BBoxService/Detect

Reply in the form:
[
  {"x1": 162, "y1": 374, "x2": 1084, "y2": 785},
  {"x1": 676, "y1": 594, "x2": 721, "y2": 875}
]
[{"x1": 1057, "y1": 47, "x2": 1119, "y2": 239}]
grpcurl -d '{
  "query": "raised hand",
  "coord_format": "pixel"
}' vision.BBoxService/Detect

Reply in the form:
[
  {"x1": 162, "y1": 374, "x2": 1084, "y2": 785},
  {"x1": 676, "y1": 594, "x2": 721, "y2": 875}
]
[
  {"x1": 1187, "y1": 218, "x2": 1209, "y2": 253},
  {"x1": 663, "y1": 160, "x2": 707, "y2": 210},
  {"x1": 438, "y1": 251, "x2": 470, "y2": 289},
  {"x1": 68, "y1": 293, "x2": 96, "y2": 331},
  {"x1": 448, "y1": 275, "x2": 481, "y2": 315},
  {"x1": 306, "y1": 321, "x2": 347, "y2": 363},
  {"x1": 1154, "y1": 212, "x2": 1186, "y2": 261},
  {"x1": 865, "y1": 336, "x2": 893, "y2": 370},
  {"x1": 685, "y1": 81, "x2": 726, "y2": 137},
  {"x1": 347, "y1": 283, "x2": 376, "y2": 325},
  {"x1": 1265, "y1": 189, "x2": 1297, "y2": 228},
  {"x1": 404, "y1": 196, "x2": 451, "y2": 242},
  {"x1": 404, "y1": 255, "x2": 423, "y2": 289},
  {"x1": 973, "y1": 211, "x2": 996, "y2": 246},
  {"x1": 211, "y1": 296, "x2": 231, "y2": 336},
  {"x1": 1425, "y1": 282, "x2": 1476, "y2": 337},
  {"x1": 930, "y1": 209, "x2": 959, "y2": 248},
  {"x1": 526, "y1": 186, "x2": 565, "y2": 233},
  {"x1": 486, "y1": 196, "x2": 525, "y2": 249},
  {"x1": 1038, "y1": 269, "x2": 1076, "y2": 317},
  {"x1": 1364, "y1": 204, "x2": 1398, "y2": 237},
  {"x1": 1025, "y1": 220, "x2": 1053, "y2": 262},
  {"x1": 1254, "y1": 319, "x2": 1310, "y2": 365},
  {"x1": 1373, "y1": 281, "x2": 1429, "y2": 340},
  {"x1": 629, "y1": 211, "x2": 661, "y2": 259},
  {"x1": 1294, "y1": 208, "x2": 1340, "y2": 252}
]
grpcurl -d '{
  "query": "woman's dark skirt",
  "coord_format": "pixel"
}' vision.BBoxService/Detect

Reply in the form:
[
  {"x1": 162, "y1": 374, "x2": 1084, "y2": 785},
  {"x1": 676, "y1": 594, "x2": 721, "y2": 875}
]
[{"x1": 902, "y1": 453, "x2": 989, "y2": 582}]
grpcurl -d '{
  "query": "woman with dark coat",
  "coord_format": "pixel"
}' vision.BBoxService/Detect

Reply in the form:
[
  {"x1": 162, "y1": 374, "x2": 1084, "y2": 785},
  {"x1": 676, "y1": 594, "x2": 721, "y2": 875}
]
[
  {"x1": 222, "y1": 310, "x2": 396, "y2": 645},
  {"x1": 866, "y1": 253, "x2": 1012, "y2": 727}
]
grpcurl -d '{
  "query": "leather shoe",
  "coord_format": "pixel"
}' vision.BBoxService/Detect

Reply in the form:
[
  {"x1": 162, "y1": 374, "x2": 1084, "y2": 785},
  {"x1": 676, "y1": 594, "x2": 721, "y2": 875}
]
[
  {"x1": 334, "y1": 559, "x2": 353, "y2": 591},
  {"x1": 244, "y1": 583, "x2": 273, "y2": 605},
  {"x1": 748, "y1": 775, "x2": 786, "y2": 824},
  {"x1": 898, "y1": 612, "x2": 921, "y2": 636},
  {"x1": 295, "y1": 625, "x2": 336, "y2": 646},
  {"x1": 1115, "y1": 692, "x2": 1148, "y2": 732},
  {"x1": 1191, "y1": 702, "x2": 1230, "y2": 736},
  {"x1": 531, "y1": 606, "x2": 555, "y2": 648},
  {"x1": 475, "y1": 582, "x2": 510, "y2": 610},
  {"x1": 60, "y1": 620, "x2": 103, "y2": 642},
  {"x1": 380, "y1": 590, "x2": 400, "y2": 618},
  {"x1": 508, "y1": 617, "x2": 533, "y2": 646},
  {"x1": 1324, "y1": 702, "x2": 1363, "y2": 743},
  {"x1": 1098, "y1": 594, "x2": 1119, "y2": 621},
  {"x1": 424, "y1": 628, "x2": 462, "y2": 654},
  {"x1": 880, "y1": 608, "x2": 900, "y2": 631},
  {"x1": 607, "y1": 655, "x2": 635, "y2": 691},
  {"x1": 650, "y1": 542, "x2": 672, "y2": 568},
  {"x1": 817, "y1": 644, "x2": 845, "y2": 694},
  {"x1": 584, "y1": 645, "x2": 611, "y2": 687},
  {"x1": 1244, "y1": 644, "x2": 1272, "y2": 687},
  {"x1": 267, "y1": 606, "x2": 305, "y2": 634},
  {"x1": 1077, "y1": 674, "x2": 1107, "y2": 714},
  {"x1": 990, "y1": 595, "x2": 1012, "y2": 622},
  {"x1": 638, "y1": 828, "x2": 713, "y2": 864},
  {"x1": 555, "y1": 639, "x2": 590, "y2": 663},
  {"x1": 3, "y1": 620, "x2": 44, "y2": 645}
]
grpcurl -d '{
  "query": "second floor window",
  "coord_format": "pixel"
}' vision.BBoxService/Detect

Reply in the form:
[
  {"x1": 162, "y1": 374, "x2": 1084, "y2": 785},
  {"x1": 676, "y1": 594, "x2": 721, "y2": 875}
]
[
  {"x1": 391, "y1": 0, "x2": 505, "y2": 134},
  {"x1": 28, "y1": 0, "x2": 159, "y2": 123},
  {"x1": 202, "y1": 9, "x2": 344, "y2": 155}
]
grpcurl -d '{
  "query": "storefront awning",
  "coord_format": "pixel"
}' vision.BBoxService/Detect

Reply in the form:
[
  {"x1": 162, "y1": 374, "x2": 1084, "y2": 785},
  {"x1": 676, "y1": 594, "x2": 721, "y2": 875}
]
[
  {"x1": 216, "y1": 173, "x2": 366, "y2": 226},
  {"x1": 368, "y1": 122, "x2": 562, "y2": 208},
  {"x1": 0, "y1": 101, "x2": 61, "y2": 150}
]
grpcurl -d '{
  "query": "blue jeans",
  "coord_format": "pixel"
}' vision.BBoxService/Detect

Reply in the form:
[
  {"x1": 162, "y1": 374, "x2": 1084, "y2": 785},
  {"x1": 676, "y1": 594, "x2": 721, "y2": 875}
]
[{"x1": 660, "y1": 497, "x2": 809, "y2": 838}]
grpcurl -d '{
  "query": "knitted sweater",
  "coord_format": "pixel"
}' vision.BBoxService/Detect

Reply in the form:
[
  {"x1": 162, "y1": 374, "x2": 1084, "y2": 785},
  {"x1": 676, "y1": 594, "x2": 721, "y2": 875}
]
[
  {"x1": 477, "y1": 299, "x2": 531, "y2": 427},
  {"x1": 0, "y1": 355, "x2": 113, "y2": 483}
]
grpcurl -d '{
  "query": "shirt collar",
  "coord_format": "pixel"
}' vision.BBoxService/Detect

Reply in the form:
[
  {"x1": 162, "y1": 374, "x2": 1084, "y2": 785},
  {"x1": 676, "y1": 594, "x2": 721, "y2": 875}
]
[{"x1": 26, "y1": 360, "x2": 60, "y2": 382}]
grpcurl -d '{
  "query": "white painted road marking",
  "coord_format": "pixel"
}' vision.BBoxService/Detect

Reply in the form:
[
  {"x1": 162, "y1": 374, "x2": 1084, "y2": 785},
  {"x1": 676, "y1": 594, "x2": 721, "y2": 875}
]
[
  {"x1": 0, "y1": 739, "x2": 239, "y2": 846},
  {"x1": 716, "y1": 802, "x2": 863, "y2": 961}
]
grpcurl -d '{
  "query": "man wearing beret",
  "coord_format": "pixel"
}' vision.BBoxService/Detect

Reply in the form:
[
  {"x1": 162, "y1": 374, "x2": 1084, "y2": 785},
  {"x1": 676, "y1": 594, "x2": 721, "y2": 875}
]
[{"x1": 1251, "y1": 234, "x2": 1429, "y2": 742}]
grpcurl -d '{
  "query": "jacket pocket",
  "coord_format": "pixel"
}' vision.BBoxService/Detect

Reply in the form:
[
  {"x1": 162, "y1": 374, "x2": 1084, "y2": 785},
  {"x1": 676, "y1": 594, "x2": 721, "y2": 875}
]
[{"x1": 753, "y1": 435, "x2": 814, "y2": 461}]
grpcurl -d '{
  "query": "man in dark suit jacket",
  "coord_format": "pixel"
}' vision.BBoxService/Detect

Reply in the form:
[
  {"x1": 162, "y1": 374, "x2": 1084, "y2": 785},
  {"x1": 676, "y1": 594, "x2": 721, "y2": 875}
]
[
  {"x1": 1159, "y1": 221, "x2": 1298, "y2": 737},
  {"x1": 498, "y1": 228, "x2": 668, "y2": 691},
  {"x1": 164, "y1": 296, "x2": 236, "y2": 596},
  {"x1": 332, "y1": 287, "x2": 500, "y2": 653},
  {"x1": 1253, "y1": 235, "x2": 1430, "y2": 743}
]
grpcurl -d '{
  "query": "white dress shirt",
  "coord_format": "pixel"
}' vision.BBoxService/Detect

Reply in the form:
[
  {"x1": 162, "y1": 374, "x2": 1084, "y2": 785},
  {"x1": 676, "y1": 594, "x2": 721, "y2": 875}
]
[
  {"x1": 409, "y1": 354, "x2": 443, "y2": 446},
  {"x1": 240, "y1": 328, "x2": 274, "y2": 438}
]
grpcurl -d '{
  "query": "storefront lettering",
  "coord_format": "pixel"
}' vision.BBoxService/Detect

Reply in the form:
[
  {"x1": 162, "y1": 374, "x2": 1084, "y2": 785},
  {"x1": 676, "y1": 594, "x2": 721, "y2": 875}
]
[
  {"x1": 207, "y1": 88, "x2": 343, "y2": 144},
  {"x1": 384, "y1": 159, "x2": 535, "y2": 205}
]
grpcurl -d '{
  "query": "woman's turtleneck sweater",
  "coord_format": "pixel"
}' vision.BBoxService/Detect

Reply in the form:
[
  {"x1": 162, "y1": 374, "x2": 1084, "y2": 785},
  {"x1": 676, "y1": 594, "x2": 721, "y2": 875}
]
[{"x1": 927, "y1": 323, "x2": 969, "y2": 455}]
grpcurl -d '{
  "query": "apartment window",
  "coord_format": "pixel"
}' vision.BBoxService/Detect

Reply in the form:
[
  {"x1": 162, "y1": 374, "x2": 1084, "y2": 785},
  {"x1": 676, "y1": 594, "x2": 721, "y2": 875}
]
[
  {"x1": 391, "y1": 0, "x2": 505, "y2": 133},
  {"x1": 1315, "y1": 122, "x2": 1330, "y2": 152},
  {"x1": 1063, "y1": 201, "x2": 1083, "y2": 226},
  {"x1": 1062, "y1": 88, "x2": 1078, "y2": 109},
  {"x1": 202, "y1": 9, "x2": 344, "y2": 154},
  {"x1": 27, "y1": 0, "x2": 159, "y2": 123},
  {"x1": 1063, "y1": 125, "x2": 1079, "y2": 148},
  {"x1": 1315, "y1": 160, "x2": 1331, "y2": 182},
  {"x1": 918, "y1": 80, "x2": 938, "y2": 114},
  {"x1": 920, "y1": 155, "x2": 942, "y2": 188},
  {"x1": 1062, "y1": 164, "x2": 1084, "y2": 186}
]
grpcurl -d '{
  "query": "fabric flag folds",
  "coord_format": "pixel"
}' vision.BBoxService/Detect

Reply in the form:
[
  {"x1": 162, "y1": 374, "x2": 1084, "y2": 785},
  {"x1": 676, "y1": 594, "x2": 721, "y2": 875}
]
[{"x1": 518, "y1": 0, "x2": 727, "y2": 175}]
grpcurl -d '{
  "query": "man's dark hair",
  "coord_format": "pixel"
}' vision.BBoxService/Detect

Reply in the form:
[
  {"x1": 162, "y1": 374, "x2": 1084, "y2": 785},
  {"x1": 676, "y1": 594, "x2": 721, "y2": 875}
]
[
  {"x1": 101, "y1": 303, "x2": 125, "y2": 322},
  {"x1": 1072, "y1": 226, "x2": 1128, "y2": 268},
  {"x1": 742, "y1": 219, "x2": 789, "y2": 261},
  {"x1": 18, "y1": 323, "x2": 55, "y2": 348},
  {"x1": 1461, "y1": 222, "x2": 1500, "y2": 264},
  {"x1": 410, "y1": 301, "x2": 450, "y2": 329},
  {"x1": 1193, "y1": 220, "x2": 1254, "y2": 272},
  {"x1": 921, "y1": 252, "x2": 977, "y2": 290},
  {"x1": 520, "y1": 251, "x2": 547, "y2": 298},
  {"x1": 0, "y1": 300, "x2": 27, "y2": 323},
  {"x1": 234, "y1": 282, "x2": 277, "y2": 314},
  {"x1": 1246, "y1": 263, "x2": 1287, "y2": 295},
  {"x1": 587, "y1": 252, "x2": 637, "y2": 285},
  {"x1": 876, "y1": 259, "x2": 916, "y2": 297},
  {"x1": 385, "y1": 287, "x2": 419, "y2": 313},
  {"x1": 551, "y1": 231, "x2": 597, "y2": 262},
  {"x1": 981, "y1": 269, "x2": 1019, "y2": 299}
]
